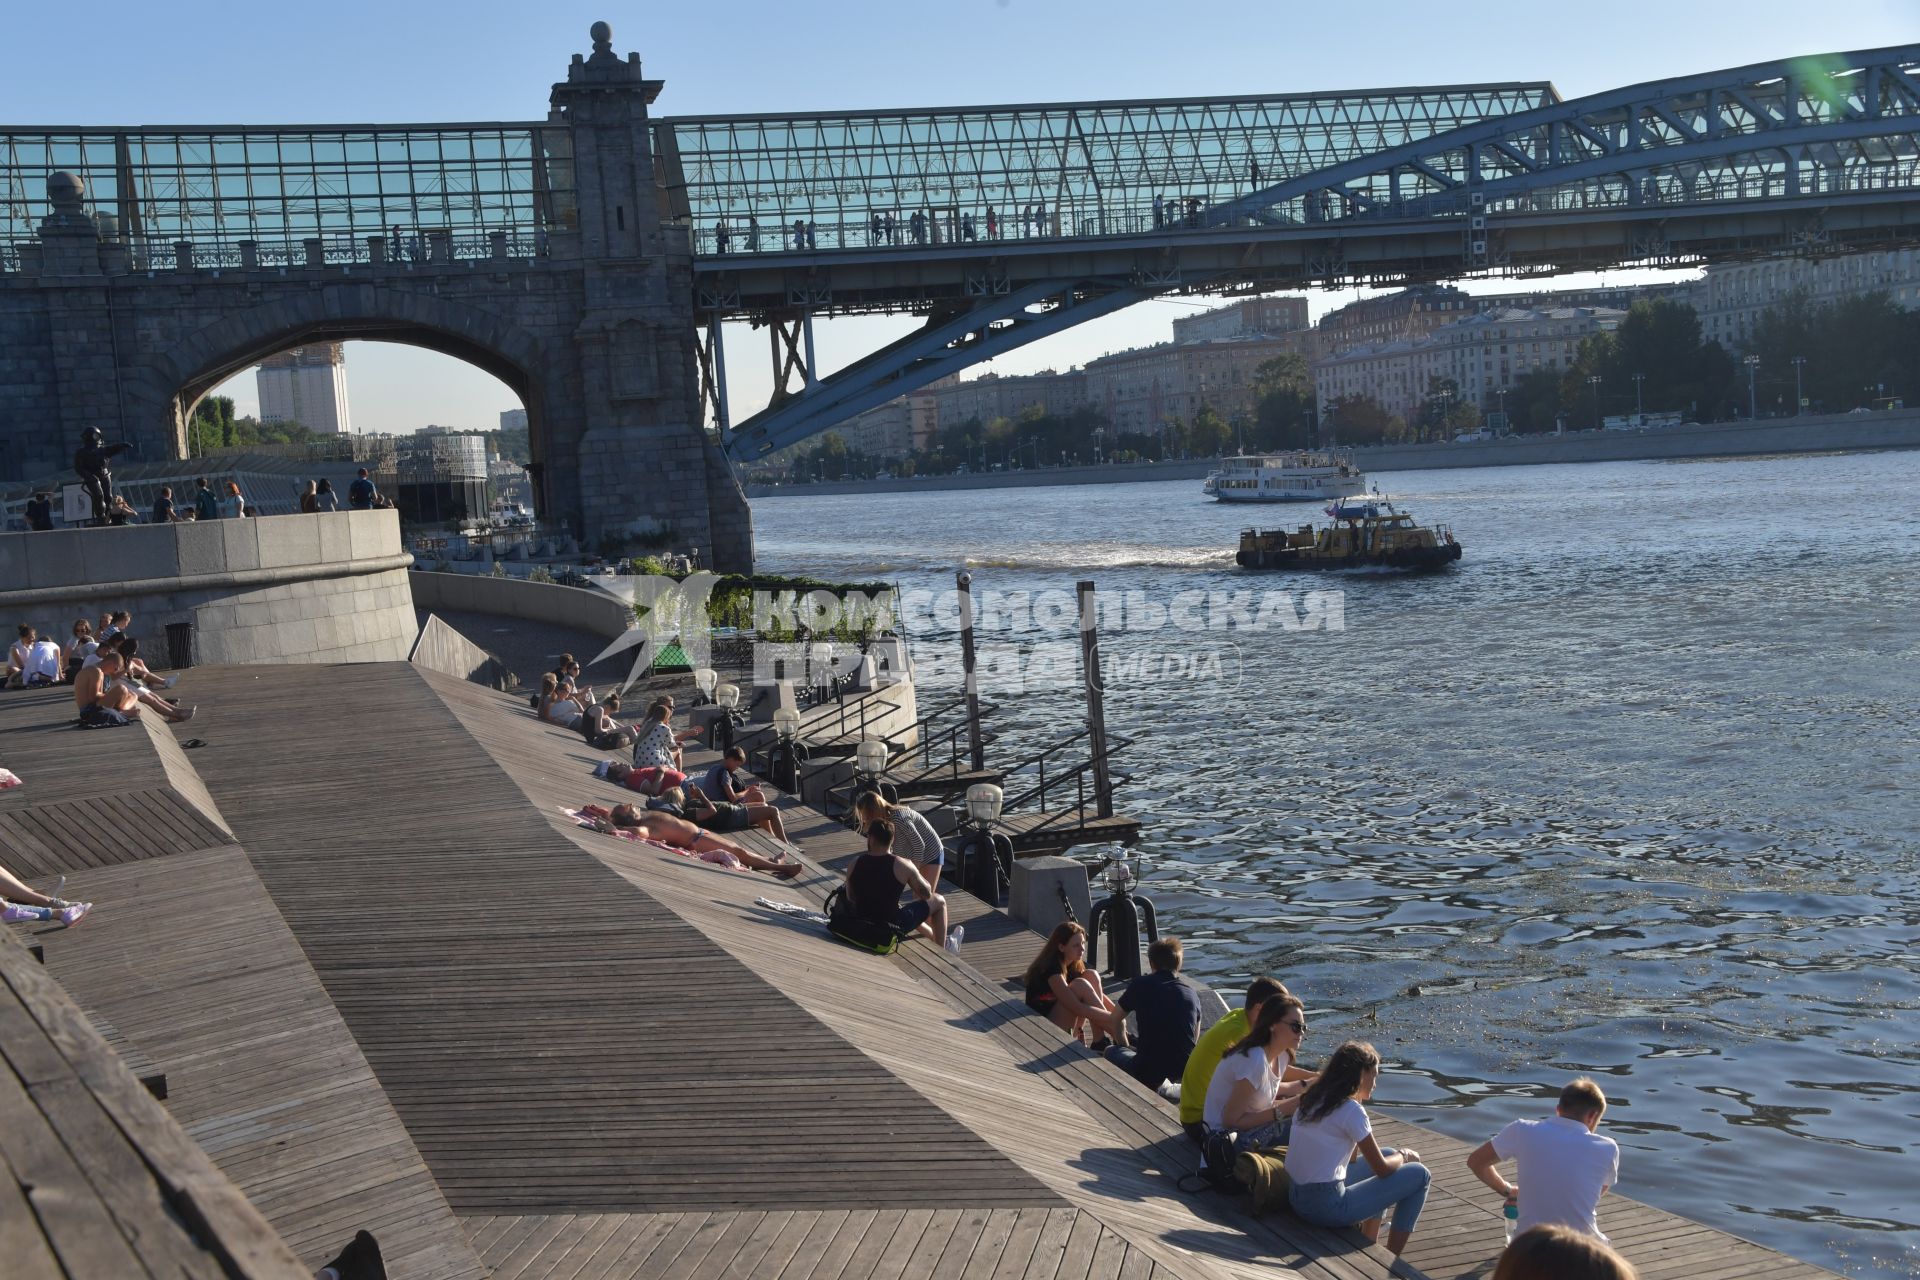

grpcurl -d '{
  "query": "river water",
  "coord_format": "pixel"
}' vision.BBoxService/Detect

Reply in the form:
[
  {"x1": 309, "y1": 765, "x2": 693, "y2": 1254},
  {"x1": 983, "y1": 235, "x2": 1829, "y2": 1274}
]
[{"x1": 753, "y1": 451, "x2": 1920, "y2": 1278}]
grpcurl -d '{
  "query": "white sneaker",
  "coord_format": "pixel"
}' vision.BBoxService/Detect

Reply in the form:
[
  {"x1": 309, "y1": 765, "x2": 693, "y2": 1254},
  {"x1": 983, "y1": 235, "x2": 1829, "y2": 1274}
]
[
  {"x1": 59, "y1": 902, "x2": 92, "y2": 928},
  {"x1": 943, "y1": 925, "x2": 965, "y2": 955},
  {"x1": 163, "y1": 674, "x2": 179, "y2": 689}
]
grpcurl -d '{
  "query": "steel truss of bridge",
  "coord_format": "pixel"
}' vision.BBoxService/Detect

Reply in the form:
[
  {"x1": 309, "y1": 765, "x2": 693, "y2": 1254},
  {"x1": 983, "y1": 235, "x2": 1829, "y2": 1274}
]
[
  {"x1": 6, "y1": 43, "x2": 1917, "y2": 461},
  {"x1": 675, "y1": 46, "x2": 1920, "y2": 458}
]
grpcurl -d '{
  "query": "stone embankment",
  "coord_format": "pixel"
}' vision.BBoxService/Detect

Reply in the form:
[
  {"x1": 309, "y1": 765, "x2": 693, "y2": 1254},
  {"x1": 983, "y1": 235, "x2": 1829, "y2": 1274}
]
[{"x1": 747, "y1": 408, "x2": 1920, "y2": 497}]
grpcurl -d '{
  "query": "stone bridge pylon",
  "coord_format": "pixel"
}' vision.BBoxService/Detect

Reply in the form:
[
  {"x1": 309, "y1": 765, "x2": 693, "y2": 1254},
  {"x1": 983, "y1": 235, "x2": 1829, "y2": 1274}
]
[{"x1": 0, "y1": 22, "x2": 752, "y2": 571}]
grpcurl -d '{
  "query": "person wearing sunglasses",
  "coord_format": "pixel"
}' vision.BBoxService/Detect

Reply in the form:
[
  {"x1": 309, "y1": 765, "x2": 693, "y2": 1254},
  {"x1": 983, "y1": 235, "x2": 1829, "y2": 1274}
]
[{"x1": 1199, "y1": 993, "x2": 1316, "y2": 1154}]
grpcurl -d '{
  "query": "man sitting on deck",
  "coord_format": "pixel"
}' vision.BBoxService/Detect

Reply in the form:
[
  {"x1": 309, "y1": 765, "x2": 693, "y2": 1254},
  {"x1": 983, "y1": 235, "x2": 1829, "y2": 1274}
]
[
  {"x1": 74, "y1": 649, "x2": 195, "y2": 726},
  {"x1": 843, "y1": 817, "x2": 958, "y2": 953},
  {"x1": 1179, "y1": 976, "x2": 1295, "y2": 1144},
  {"x1": 1467, "y1": 1077, "x2": 1620, "y2": 1241},
  {"x1": 605, "y1": 802, "x2": 803, "y2": 879},
  {"x1": 6, "y1": 625, "x2": 64, "y2": 688},
  {"x1": 1104, "y1": 937, "x2": 1204, "y2": 1095}
]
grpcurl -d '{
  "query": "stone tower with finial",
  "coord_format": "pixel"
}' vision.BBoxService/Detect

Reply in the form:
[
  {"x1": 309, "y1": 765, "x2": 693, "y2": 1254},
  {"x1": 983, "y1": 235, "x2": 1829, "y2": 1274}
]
[{"x1": 543, "y1": 20, "x2": 754, "y2": 569}]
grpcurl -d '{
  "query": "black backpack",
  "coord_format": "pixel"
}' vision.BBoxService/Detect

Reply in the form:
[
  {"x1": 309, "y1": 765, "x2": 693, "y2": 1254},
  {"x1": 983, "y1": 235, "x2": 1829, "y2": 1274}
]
[
  {"x1": 823, "y1": 886, "x2": 905, "y2": 955},
  {"x1": 1177, "y1": 1129, "x2": 1243, "y2": 1196}
]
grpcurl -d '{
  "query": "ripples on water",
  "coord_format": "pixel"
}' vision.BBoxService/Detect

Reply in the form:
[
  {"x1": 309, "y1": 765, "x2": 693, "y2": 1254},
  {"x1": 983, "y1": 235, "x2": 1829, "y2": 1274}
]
[{"x1": 756, "y1": 454, "x2": 1920, "y2": 1277}]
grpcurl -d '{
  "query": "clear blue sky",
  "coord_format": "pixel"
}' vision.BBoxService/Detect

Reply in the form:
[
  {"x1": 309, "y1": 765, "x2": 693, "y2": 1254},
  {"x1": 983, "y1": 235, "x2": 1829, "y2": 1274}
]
[{"x1": 12, "y1": 0, "x2": 1914, "y2": 431}]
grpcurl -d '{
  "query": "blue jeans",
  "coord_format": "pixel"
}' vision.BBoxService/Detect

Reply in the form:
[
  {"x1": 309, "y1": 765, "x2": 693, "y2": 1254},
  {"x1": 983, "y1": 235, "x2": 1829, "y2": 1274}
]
[
  {"x1": 1288, "y1": 1152, "x2": 1431, "y2": 1235},
  {"x1": 1233, "y1": 1115, "x2": 1292, "y2": 1153}
]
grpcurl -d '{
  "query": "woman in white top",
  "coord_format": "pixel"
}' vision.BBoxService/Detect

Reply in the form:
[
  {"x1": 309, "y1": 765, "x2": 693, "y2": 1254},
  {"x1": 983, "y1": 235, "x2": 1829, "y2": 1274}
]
[
  {"x1": 1199, "y1": 994, "x2": 1314, "y2": 1153},
  {"x1": 220, "y1": 480, "x2": 245, "y2": 520},
  {"x1": 537, "y1": 673, "x2": 585, "y2": 729},
  {"x1": 853, "y1": 790, "x2": 945, "y2": 889},
  {"x1": 1285, "y1": 1041, "x2": 1430, "y2": 1257},
  {"x1": 66, "y1": 619, "x2": 97, "y2": 671}
]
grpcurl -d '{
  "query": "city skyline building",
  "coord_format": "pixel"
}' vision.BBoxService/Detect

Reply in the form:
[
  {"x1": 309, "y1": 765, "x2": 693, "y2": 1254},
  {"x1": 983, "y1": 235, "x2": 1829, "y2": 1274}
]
[{"x1": 256, "y1": 343, "x2": 352, "y2": 434}]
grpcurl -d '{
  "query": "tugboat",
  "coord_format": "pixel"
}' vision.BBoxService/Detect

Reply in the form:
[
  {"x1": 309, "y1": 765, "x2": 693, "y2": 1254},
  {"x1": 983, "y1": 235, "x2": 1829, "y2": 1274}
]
[{"x1": 1237, "y1": 495, "x2": 1462, "y2": 571}]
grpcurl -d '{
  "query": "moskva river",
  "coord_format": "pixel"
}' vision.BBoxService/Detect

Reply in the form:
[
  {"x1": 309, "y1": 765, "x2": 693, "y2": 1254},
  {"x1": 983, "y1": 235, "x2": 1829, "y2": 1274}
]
[{"x1": 755, "y1": 449, "x2": 1920, "y2": 1278}]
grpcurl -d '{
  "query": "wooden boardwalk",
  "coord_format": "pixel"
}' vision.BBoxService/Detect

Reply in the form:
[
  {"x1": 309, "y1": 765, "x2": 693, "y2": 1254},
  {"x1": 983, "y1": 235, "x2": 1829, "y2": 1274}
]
[
  {"x1": 422, "y1": 667, "x2": 1840, "y2": 1280},
  {"x1": 0, "y1": 653, "x2": 1844, "y2": 1280},
  {"x1": 178, "y1": 662, "x2": 1055, "y2": 1218},
  {"x1": 0, "y1": 917, "x2": 310, "y2": 1279},
  {"x1": 0, "y1": 685, "x2": 485, "y2": 1279}
]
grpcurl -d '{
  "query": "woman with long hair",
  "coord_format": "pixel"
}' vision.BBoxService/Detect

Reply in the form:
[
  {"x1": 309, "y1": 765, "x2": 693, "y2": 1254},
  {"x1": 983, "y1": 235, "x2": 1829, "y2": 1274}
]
[
  {"x1": 220, "y1": 479, "x2": 245, "y2": 520},
  {"x1": 853, "y1": 790, "x2": 945, "y2": 889},
  {"x1": 1493, "y1": 1225, "x2": 1638, "y2": 1280},
  {"x1": 314, "y1": 477, "x2": 340, "y2": 512},
  {"x1": 299, "y1": 480, "x2": 319, "y2": 514},
  {"x1": 1200, "y1": 993, "x2": 1315, "y2": 1153},
  {"x1": 537, "y1": 672, "x2": 585, "y2": 730},
  {"x1": 1284, "y1": 1041, "x2": 1430, "y2": 1256},
  {"x1": 1022, "y1": 922, "x2": 1128, "y2": 1048}
]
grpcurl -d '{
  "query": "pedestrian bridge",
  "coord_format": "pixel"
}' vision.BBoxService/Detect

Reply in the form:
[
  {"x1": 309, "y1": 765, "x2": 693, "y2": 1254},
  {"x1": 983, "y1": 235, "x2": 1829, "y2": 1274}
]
[{"x1": 3, "y1": 30, "x2": 1917, "y2": 500}]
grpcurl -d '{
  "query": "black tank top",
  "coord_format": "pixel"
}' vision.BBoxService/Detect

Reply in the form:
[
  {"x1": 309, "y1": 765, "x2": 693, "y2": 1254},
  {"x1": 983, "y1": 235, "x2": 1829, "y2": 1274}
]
[{"x1": 848, "y1": 852, "x2": 902, "y2": 923}]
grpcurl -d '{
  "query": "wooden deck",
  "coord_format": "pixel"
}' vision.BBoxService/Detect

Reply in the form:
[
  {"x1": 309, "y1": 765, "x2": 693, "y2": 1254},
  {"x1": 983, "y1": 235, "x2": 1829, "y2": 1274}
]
[
  {"x1": 0, "y1": 653, "x2": 1843, "y2": 1280},
  {"x1": 423, "y1": 667, "x2": 1837, "y2": 1280},
  {"x1": 177, "y1": 662, "x2": 1055, "y2": 1218},
  {"x1": 0, "y1": 920, "x2": 309, "y2": 1279}
]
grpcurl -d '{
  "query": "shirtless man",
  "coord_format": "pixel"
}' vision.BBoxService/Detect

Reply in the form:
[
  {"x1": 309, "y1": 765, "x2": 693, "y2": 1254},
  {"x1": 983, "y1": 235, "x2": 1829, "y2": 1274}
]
[
  {"x1": 606, "y1": 803, "x2": 802, "y2": 879},
  {"x1": 75, "y1": 649, "x2": 194, "y2": 724}
]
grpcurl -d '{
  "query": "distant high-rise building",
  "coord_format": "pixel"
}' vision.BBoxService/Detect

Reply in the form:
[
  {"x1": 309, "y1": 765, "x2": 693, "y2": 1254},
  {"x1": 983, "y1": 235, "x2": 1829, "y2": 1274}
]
[
  {"x1": 256, "y1": 343, "x2": 351, "y2": 433},
  {"x1": 499, "y1": 408, "x2": 528, "y2": 433}
]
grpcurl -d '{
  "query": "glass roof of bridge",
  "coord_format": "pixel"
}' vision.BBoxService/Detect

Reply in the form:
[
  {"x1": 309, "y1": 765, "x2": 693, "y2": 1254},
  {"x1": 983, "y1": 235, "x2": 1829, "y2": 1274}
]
[
  {"x1": 659, "y1": 84, "x2": 1557, "y2": 252},
  {"x1": 0, "y1": 126, "x2": 572, "y2": 258}
]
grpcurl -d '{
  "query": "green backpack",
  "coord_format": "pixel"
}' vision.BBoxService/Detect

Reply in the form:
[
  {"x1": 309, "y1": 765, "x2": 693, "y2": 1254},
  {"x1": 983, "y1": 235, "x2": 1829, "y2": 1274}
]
[{"x1": 824, "y1": 886, "x2": 904, "y2": 955}]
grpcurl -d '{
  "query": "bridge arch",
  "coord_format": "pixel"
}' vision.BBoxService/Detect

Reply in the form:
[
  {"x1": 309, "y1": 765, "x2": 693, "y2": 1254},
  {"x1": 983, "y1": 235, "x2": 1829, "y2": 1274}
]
[{"x1": 132, "y1": 285, "x2": 551, "y2": 482}]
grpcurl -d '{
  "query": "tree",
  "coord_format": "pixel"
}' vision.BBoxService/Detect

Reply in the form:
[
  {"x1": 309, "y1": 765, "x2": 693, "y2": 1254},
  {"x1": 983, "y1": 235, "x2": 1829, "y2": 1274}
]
[
  {"x1": 1249, "y1": 353, "x2": 1315, "y2": 450},
  {"x1": 1189, "y1": 404, "x2": 1233, "y2": 456},
  {"x1": 190, "y1": 395, "x2": 237, "y2": 453},
  {"x1": 1506, "y1": 368, "x2": 1565, "y2": 434},
  {"x1": 1325, "y1": 394, "x2": 1395, "y2": 446}
]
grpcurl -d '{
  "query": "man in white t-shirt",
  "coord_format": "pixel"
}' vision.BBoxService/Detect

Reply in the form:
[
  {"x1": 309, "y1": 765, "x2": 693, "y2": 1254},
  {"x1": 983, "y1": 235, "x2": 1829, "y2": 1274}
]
[{"x1": 1466, "y1": 1077, "x2": 1620, "y2": 1240}]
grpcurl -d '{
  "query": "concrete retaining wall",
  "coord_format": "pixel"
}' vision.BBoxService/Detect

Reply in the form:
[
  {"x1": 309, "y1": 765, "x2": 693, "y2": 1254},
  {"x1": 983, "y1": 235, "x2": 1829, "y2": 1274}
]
[
  {"x1": 0, "y1": 510, "x2": 415, "y2": 666},
  {"x1": 747, "y1": 409, "x2": 1920, "y2": 498},
  {"x1": 407, "y1": 569, "x2": 635, "y2": 640},
  {"x1": 410, "y1": 613, "x2": 515, "y2": 690}
]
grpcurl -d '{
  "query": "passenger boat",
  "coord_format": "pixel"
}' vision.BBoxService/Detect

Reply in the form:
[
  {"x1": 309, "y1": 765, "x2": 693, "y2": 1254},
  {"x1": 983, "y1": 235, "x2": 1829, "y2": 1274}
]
[
  {"x1": 1236, "y1": 495, "x2": 1462, "y2": 571},
  {"x1": 1202, "y1": 449, "x2": 1367, "y2": 503}
]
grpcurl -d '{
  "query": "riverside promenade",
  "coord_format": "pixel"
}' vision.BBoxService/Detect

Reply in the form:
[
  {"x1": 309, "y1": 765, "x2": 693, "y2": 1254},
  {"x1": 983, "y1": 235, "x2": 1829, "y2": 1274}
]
[
  {"x1": 746, "y1": 407, "x2": 1920, "y2": 498},
  {"x1": 1, "y1": 644, "x2": 1842, "y2": 1279}
]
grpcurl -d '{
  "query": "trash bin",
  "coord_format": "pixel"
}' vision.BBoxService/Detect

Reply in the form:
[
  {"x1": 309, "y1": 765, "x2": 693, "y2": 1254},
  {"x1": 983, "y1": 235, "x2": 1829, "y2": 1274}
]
[{"x1": 165, "y1": 622, "x2": 194, "y2": 670}]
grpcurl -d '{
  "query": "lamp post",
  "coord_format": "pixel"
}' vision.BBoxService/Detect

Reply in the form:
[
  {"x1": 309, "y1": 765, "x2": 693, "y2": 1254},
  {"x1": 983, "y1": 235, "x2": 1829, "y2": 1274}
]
[
  {"x1": 960, "y1": 782, "x2": 1012, "y2": 905},
  {"x1": 691, "y1": 666, "x2": 717, "y2": 707},
  {"x1": 1586, "y1": 375, "x2": 1602, "y2": 430},
  {"x1": 854, "y1": 737, "x2": 895, "y2": 806},
  {"x1": 770, "y1": 707, "x2": 803, "y2": 793},
  {"x1": 714, "y1": 682, "x2": 742, "y2": 754},
  {"x1": 1632, "y1": 372, "x2": 1645, "y2": 422},
  {"x1": 1791, "y1": 356, "x2": 1806, "y2": 414},
  {"x1": 808, "y1": 641, "x2": 834, "y2": 704},
  {"x1": 1091, "y1": 426, "x2": 1104, "y2": 465},
  {"x1": 1744, "y1": 354, "x2": 1760, "y2": 420},
  {"x1": 1086, "y1": 848, "x2": 1160, "y2": 980}
]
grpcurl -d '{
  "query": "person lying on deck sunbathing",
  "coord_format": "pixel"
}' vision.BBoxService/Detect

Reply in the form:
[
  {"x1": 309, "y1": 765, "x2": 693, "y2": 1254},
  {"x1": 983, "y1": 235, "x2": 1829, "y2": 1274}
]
[
  {"x1": 605, "y1": 802, "x2": 803, "y2": 879},
  {"x1": 0, "y1": 860, "x2": 91, "y2": 927}
]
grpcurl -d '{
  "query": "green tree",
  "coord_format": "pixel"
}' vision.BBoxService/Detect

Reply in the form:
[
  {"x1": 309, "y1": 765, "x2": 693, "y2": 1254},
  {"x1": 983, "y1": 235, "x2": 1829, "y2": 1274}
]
[
  {"x1": 1325, "y1": 394, "x2": 1395, "y2": 445},
  {"x1": 1189, "y1": 404, "x2": 1233, "y2": 456},
  {"x1": 1249, "y1": 353, "x2": 1315, "y2": 450},
  {"x1": 189, "y1": 395, "x2": 236, "y2": 453},
  {"x1": 1505, "y1": 368, "x2": 1565, "y2": 434}
]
